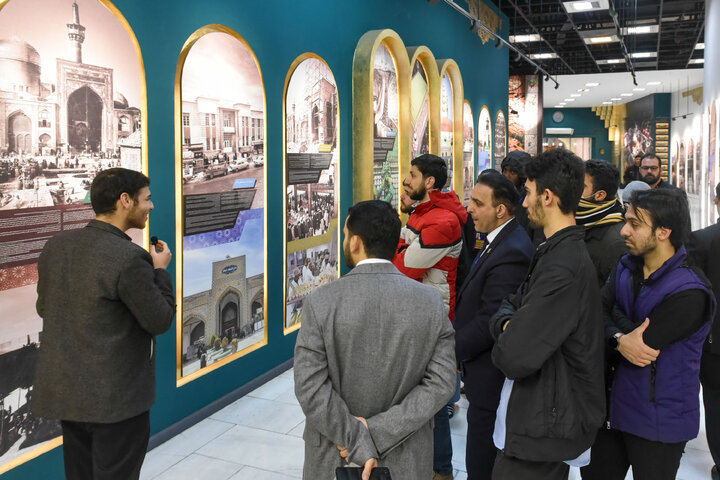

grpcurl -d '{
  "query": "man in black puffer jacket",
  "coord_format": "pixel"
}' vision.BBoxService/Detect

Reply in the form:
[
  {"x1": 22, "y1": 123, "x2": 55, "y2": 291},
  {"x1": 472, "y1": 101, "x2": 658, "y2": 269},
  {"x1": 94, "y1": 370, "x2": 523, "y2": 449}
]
[{"x1": 489, "y1": 148, "x2": 605, "y2": 480}]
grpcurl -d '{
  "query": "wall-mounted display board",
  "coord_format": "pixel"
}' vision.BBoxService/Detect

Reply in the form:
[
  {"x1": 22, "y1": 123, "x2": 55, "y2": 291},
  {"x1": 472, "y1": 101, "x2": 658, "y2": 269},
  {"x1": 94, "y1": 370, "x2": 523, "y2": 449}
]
[
  {"x1": 175, "y1": 26, "x2": 267, "y2": 385},
  {"x1": 352, "y1": 29, "x2": 410, "y2": 209},
  {"x1": 478, "y1": 106, "x2": 492, "y2": 172},
  {"x1": 0, "y1": 0, "x2": 147, "y2": 474},
  {"x1": 494, "y1": 110, "x2": 507, "y2": 169},
  {"x1": 462, "y1": 101, "x2": 474, "y2": 205},
  {"x1": 283, "y1": 54, "x2": 340, "y2": 334},
  {"x1": 408, "y1": 47, "x2": 439, "y2": 159},
  {"x1": 439, "y1": 59, "x2": 464, "y2": 194}
]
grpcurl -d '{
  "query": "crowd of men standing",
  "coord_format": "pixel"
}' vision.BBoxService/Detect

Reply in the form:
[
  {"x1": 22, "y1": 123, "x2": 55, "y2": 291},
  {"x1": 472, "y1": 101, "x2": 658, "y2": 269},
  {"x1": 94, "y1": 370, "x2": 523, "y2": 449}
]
[{"x1": 294, "y1": 149, "x2": 720, "y2": 480}]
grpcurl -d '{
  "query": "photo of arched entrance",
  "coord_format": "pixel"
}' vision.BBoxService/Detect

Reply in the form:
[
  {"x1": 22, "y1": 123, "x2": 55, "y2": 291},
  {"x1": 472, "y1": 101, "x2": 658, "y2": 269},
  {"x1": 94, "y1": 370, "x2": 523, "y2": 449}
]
[
  {"x1": 7, "y1": 111, "x2": 32, "y2": 154},
  {"x1": 67, "y1": 86, "x2": 103, "y2": 152}
]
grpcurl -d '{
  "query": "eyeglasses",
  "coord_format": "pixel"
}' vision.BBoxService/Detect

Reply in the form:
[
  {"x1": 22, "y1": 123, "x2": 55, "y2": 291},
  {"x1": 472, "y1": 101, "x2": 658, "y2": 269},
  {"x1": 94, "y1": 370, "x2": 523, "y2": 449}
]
[{"x1": 639, "y1": 166, "x2": 659, "y2": 172}]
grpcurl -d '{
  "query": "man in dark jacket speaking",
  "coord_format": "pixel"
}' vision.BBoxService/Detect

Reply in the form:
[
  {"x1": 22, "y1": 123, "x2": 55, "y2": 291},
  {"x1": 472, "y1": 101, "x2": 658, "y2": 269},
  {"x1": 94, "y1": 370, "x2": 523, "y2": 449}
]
[
  {"x1": 489, "y1": 148, "x2": 605, "y2": 479},
  {"x1": 33, "y1": 168, "x2": 176, "y2": 480}
]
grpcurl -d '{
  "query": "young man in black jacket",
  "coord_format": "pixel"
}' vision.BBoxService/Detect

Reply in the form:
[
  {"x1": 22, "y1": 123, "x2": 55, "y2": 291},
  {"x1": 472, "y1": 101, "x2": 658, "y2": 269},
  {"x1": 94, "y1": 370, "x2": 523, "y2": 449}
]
[{"x1": 489, "y1": 148, "x2": 605, "y2": 480}]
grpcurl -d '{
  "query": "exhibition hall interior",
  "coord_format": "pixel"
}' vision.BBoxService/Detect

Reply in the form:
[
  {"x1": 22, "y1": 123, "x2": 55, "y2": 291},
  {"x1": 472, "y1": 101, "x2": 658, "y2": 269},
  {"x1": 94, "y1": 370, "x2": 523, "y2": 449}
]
[{"x1": 0, "y1": 0, "x2": 716, "y2": 479}]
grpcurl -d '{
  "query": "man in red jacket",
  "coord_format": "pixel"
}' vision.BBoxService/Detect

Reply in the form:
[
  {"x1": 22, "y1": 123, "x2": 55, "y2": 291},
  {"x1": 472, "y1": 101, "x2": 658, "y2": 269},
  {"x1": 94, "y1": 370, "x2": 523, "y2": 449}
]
[{"x1": 393, "y1": 153, "x2": 466, "y2": 480}]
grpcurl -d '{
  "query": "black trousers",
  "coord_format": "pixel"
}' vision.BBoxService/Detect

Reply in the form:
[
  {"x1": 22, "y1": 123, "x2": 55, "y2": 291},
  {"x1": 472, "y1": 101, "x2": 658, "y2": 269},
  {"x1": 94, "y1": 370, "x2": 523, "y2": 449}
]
[
  {"x1": 492, "y1": 450, "x2": 569, "y2": 480},
  {"x1": 701, "y1": 349, "x2": 720, "y2": 469},
  {"x1": 465, "y1": 403, "x2": 498, "y2": 480},
  {"x1": 61, "y1": 411, "x2": 150, "y2": 480},
  {"x1": 580, "y1": 428, "x2": 685, "y2": 480}
]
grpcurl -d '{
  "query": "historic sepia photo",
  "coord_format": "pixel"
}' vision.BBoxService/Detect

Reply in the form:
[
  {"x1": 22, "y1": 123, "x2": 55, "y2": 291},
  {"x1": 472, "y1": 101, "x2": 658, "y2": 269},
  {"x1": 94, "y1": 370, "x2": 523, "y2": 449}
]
[
  {"x1": 440, "y1": 74, "x2": 454, "y2": 191},
  {"x1": 410, "y1": 59, "x2": 429, "y2": 159},
  {"x1": 0, "y1": 0, "x2": 145, "y2": 469},
  {"x1": 478, "y1": 106, "x2": 492, "y2": 171},
  {"x1": 494, "y1": 111, "x2": 506, "y2": 170},
  {"x1": 285, "y1": 57, "x2": 340, "y2": 330},
  {"x1": 372, "y1": 43, "x2": 399, "y2": 206},
  {"x1": 463, "y1": 101, "x2": 474, "y2": 205},
  {"x1": 180, "y1": 30, "x2": 266, "y2": 378}
]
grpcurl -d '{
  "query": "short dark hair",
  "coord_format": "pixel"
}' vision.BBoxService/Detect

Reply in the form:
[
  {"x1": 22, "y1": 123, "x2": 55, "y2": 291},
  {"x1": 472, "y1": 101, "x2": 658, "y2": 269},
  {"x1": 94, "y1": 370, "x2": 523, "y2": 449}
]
[
  {"x1": 715, "y1": 182, "x2": 720, "y2": 200},
  {"x1": 629, "y1": 188, "x2": 690, "y2": 250},
  {"x1": 90, "y1": 168, "x2": 150, "y2": 215},
  {"x1": 585, "y1": 159, "x2": 620, "y2": 199},
  {"x1": 500, "y1": 151, "x2": 531, "y2": 184},
  {"x1": 476, "y1": 169, "x2": 520, "y2": 215},
  {"x1": 346, "y1": 200, "x2": 401, "y2": 260},
  {"x1": 640, "y1": 152, "x2": 661, "y2": 166},
  {"x1": 411, "y1": 153, "x2": 447, "y2": 190},
  {"x1": 524, "y1": 148, "x2": 585, "y2": 214}
]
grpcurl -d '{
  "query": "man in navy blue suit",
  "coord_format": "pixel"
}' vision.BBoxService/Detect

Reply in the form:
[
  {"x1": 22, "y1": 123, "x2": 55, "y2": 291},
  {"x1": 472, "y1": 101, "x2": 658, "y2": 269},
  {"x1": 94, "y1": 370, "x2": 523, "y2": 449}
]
[{"x1": 454, "y1": 170, "x2": 534, "y2": 480}]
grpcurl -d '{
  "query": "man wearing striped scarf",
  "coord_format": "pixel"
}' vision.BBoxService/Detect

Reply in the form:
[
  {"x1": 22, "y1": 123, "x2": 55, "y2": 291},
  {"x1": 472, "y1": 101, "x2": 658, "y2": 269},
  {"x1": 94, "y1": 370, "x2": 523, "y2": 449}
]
[{"x1": 576, "y1": 159, "x2": 627, "y2": 287}]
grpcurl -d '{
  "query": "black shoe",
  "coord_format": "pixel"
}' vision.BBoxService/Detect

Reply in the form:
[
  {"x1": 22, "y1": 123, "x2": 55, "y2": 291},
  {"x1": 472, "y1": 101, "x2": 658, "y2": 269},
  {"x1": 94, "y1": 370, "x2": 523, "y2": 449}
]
[{"x1": 712, "y1": 465, "x2": 720, "y2": 480}]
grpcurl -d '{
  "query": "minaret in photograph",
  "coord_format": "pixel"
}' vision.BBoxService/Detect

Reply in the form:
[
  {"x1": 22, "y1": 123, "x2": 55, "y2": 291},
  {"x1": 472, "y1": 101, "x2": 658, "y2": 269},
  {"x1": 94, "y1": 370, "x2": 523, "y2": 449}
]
[{"x1": 67, "y1": 2, "x2": 85, "y2": 64}]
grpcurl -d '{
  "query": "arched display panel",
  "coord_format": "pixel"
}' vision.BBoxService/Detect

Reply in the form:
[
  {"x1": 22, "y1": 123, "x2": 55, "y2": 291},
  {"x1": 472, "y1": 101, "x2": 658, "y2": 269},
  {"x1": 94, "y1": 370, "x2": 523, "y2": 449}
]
[
  {"x1": 462, "y1": 100, "x2": 474, "y2": 205},
  {"x1": 438, "y1": 59, "x2": 464, "y2": 195},
  {"x1": 407, "y1": 47, "x2": 440, "y2": 159},
  {"x1": 175, "y1": 26, "x2": 267, "y2": 385},
  {"x1": 283, "y1": 54, "x2": 340, "y2": 334},
  {"x1": 352, "y1": 29, "x2": 411, "y2": 210},
  {"x1": 494, "y1": 110, "x2": 506, "y2": 170},
  {"x1": 0, "y1": 0, "x2": 147, "y2": 473},
  {"x1": 478, "y1": 106, "x2": 492, "y2": 172}
]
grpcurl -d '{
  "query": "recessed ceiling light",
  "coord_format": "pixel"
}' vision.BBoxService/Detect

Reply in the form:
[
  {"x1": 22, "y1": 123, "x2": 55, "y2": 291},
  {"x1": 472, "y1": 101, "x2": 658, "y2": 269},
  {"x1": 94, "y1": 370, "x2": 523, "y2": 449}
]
[
  {"x1": 529, "y1": 52, "x2": 558, "y2": 59},
  {"x1": 646, "y1": 81, "x2": 662, "y2": 86},
  {"x1": 596, "y1": 58, "x2": 626, "y2": 65},
  {"x1": 564, "y1": 0, "x2": 609, "y2": 12},
  {"x1": 620, "y1": 93, "x2": 634, "y2": 97},
  {"x1": 559, "y1": 103, "x2": 567, "y2": 105},
  {"x1": 632, "y1": 87, "x2": 646, "y2": 91},
  {"x1": 589, "y1": 36, "x2": 614, "y2": 44},
  {"x1": 583, "y1": 88, "x2": 591, "y2": 92},
  {"x1": 570, "y1": 94, "x2": 581, "y2": 97},
  {"x1": 510, "y1": 34, "x2": 543, "y2": 43},
  {"x1": 585, "y1": 82, "x2": 600, "y2": 87},
  {"x1": 564, "y1": 98, "x2": 576, "y2": 102},
  {"x1": 602, "y1": 101, "x2": 613, "y2": 105},
  {"x1": 689, "y1": 58, "x2": 705, "y2": 64},
  {"x1": 554, "y1": 105, "x2": 565, "y2": 108},
  {"x1": 630, "y1": 52, "x2": 657, "y2": 58},
  {"x1": 623, "y1": 25, "x2": 660, "y2": 35},
  {"x1": 696, "y1": 43, "x2": 705, "y2": 50},
  {"x1": 610, "y1": 97, "x2": 622, "y2": 101},
  {"x1": 577, "y1": 88, "x2": 584, "y2": 92}
]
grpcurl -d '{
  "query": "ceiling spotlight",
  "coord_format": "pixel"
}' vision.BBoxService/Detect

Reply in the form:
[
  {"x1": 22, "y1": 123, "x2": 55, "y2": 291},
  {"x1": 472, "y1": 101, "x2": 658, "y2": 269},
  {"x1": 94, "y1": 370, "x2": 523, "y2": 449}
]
[
  {"x1": 620, "y1": 93, "x2": 633, "y2": 97},
  {"x1": 610, "y1": 97, "x2": 621, "y2": 101},
  {"x1": 545, "y1": 74, "x2": 550, "y2": 81},
  {"x1": 585, "y1": 82, "x2": 600, "y2": 87},
  {"x1": 632, "y1": 87, "x2": 646, "y2": 92},
  {"x1": 602, "y1": 101, "x2": 613, "y2": 105},
  {"x1": 554, "y1": 83, "x2": 560, "y2": 90},
  {"x1": 646, "y1": 81, "x2": 662, "y2": 86}
]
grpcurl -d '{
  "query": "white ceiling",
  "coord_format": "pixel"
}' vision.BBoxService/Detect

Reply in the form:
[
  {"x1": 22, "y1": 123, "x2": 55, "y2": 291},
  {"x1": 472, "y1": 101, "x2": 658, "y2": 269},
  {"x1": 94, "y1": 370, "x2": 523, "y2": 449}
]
[{"x1": 542, "y1": 68, "x2": 704, "y2": 108}]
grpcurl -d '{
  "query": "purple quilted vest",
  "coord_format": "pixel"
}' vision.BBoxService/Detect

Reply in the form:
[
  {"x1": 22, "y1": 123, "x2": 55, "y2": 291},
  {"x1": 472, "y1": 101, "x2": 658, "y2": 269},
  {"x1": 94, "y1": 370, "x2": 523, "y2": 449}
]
[{"x1": 610, "y1": 246, "x2": 713, "y2": 442}]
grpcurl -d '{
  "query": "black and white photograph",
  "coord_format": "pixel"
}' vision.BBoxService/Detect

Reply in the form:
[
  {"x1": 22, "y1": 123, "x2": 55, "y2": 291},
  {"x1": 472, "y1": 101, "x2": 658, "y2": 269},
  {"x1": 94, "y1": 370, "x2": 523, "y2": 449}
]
[
  {"x1": 494, "y1": 110, "x2": 506, "y2": 169},
  {"x1": 410, "y1": 59, "x2": 430, "y2": 159},
  {"x1": 372, "y1": 43, "x2": 399, "y2": 206},
  {"x1": 478, "y1": 106, "x2": 492, "y2": 171},
  {"x1": 285, "y1": 56, "x2": 340, "y2": 331},
  {"x1": 180, "y1": 29, "x2": 266, "y2": 379},
  {"x1": 0, "y1": 0, "x2": 145, "y2": 470},
  {"x1": 440, "y1": 73, "x2": 454, "y2": 191},
  {"x1": 463, "y1": 101, "x2": 474, "y2": 205}
]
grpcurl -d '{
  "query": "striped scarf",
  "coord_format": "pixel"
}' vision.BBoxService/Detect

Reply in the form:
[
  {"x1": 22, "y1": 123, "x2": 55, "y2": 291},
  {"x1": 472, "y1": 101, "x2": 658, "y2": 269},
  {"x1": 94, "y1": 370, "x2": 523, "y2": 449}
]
[{"x1": 576, "y1": 197, "x2": 625, "y2": 228}]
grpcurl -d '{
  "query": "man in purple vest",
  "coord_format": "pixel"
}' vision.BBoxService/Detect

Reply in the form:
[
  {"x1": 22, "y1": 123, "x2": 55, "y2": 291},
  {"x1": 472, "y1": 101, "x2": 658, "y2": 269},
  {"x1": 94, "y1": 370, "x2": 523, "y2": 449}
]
[{"x1": 584, "y1": 188, "x2": 715, "y2": 480}]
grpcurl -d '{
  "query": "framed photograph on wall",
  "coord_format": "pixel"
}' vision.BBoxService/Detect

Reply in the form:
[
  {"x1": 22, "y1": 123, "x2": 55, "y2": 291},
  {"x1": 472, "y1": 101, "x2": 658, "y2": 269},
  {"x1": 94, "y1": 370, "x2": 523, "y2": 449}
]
[
  {"x1": 283, "y1": 54, "x2": 340, "y2": 334},
  {"x1": 175, "y1": 26, "x2": 267, "y2": 385},
  {"x1": 494, "y1": 110, "x2": 507, "y2": 169},
  {"x1": 462, "y1": 100, "x2": 474, "y2": 205},
  {"x1": 478, "y1": 106, "x2": 492, "y2": 172},
  {"x1": 0, "y1": 0, "x2": 147, "y2": 473}
]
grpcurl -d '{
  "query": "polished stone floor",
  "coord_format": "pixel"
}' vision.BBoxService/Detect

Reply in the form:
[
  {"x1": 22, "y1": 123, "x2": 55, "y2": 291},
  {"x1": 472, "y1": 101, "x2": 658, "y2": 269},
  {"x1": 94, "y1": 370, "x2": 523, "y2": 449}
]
[{"x1": 140, "y1": 367, "x2": 715, "y2": 480}]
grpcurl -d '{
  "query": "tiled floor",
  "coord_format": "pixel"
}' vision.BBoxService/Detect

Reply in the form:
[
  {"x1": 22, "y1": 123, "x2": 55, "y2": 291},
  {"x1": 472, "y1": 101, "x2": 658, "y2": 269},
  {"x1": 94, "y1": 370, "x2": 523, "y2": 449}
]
[{"x1": 141, "y1": 367, "x2": 715, "y2": 480}]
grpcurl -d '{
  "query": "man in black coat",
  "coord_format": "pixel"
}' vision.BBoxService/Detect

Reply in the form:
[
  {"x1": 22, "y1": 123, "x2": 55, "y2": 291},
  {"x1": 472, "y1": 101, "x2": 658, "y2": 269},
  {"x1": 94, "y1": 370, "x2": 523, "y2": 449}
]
[
  {"x1": 33, "y1": 168, "x2": 175, "y2": 480},
  {"x1": 489, "y1": 149, "x2": 605, "y2": 479},
  {"x1": 454, "y1": 170, "x2": 534, "y2": 480},
  {"x1": 688, "y1": 183, "x2": 720, "y2": 480}
]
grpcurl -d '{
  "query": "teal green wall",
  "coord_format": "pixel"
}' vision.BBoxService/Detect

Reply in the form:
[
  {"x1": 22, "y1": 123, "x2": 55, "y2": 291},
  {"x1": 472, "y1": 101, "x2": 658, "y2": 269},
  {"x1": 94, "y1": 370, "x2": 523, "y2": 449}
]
[
  {"x1": 543, "y1": 107, "x2": 613, "y2": 162},
  {"x1": 1, "y1": 0, "x2": 508, "y2": 478}
]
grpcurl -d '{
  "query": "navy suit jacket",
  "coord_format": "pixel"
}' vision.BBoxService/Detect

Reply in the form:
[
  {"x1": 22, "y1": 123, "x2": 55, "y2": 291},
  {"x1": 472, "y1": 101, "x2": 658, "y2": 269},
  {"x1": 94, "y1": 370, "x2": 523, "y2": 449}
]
[{"x1": 454, "y1": 218, "x2": 534, "y2": 410}]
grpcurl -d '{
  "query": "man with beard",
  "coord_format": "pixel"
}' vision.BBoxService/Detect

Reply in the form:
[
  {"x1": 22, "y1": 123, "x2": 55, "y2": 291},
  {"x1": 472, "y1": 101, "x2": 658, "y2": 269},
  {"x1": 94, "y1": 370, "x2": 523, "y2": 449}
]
[
  {"x1": 584, "y1": 189, "x2": 714, "y2": 480},
  {"x1": 393, "y1": 153, "x2": 466, "y2": 480},
  {"x1": 639, "y1": 153, "x2": 685, "y2": 195},
  {"x1": 294, "y1": 200, "x2": 456, "y2": 480},
  {"x1": 577, "y1": 159, "x2": 627, "y2": 286},
  {"x1": 489, "y1": 148, "x2": 605, "y2": 479}
]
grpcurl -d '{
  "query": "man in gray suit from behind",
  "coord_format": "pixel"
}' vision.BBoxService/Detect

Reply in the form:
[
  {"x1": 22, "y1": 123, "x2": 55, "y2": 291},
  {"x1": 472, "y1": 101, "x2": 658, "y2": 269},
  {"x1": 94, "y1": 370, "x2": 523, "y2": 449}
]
[{"x1": 294, "y1": 200, "x2": 457, "y2": 480}]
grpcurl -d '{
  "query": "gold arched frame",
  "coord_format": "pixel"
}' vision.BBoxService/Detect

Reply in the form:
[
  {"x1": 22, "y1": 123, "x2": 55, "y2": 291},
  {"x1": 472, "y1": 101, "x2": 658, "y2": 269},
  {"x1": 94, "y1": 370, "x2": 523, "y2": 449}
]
[
  {"x1": 407, "y1": 46, "x2": 440, "y2": 157},
  {"x1": 174, "y1": 25, "x2": 268, "y2": 387},
  {"x1": 0, "y1": 0, "x2": 148, "y2": 473},
  {"x1": 478, "y1": 105, "x2": 492, "y2": 171},
  {"x1": 463, "y1": 99, "x2": 475, "y2": 188},
  {"x1": 282, "y1": 52, "x2": 341, "y2": 335},
  {"x1": 352, "y1": 29, "x2": 411, "y2": 210},
  {"x1": 494, "y1": 109, "x2": 507, "y2": 168},
  {"x1": 438, "y1": 59, "x2": 464, "y2": 195}
]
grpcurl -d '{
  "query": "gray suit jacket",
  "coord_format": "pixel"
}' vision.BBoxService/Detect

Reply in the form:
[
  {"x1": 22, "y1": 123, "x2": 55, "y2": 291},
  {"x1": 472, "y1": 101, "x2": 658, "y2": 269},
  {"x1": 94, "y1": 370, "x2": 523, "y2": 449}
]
[
  {"x1": 294, "y1": 261, "x2": 456, "y2": 480},
  {"x1": 33, "y1": 220, "x2": 175, "y2": 423}
]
